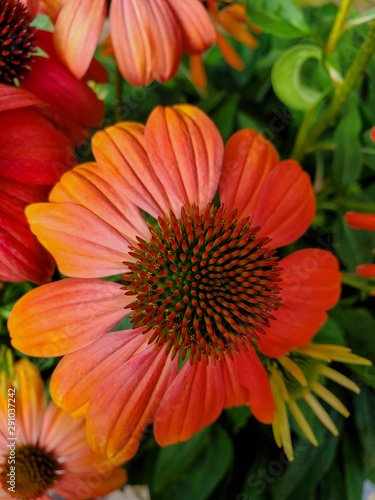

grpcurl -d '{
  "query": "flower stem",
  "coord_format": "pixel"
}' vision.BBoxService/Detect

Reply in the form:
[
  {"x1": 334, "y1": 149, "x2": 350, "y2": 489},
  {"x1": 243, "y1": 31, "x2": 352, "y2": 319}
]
[
  {"x1": 292, "y1": 23, "x2": 375, "y2": 162},
  {"x1": 341, "y1": 273, "x2": 375, "y2": 293},
  {"x1": 326, "y1": 0, "x2": 353, "y2": 54}
]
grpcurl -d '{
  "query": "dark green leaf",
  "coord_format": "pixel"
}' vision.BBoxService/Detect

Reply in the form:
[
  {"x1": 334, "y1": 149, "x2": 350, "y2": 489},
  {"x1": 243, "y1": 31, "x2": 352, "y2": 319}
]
[
  {"x1": 353, "y1": 387, "x2": 375, "y2": 482},
  {"x1": 333, "y1": 216, "x2": 374, "y2": 271},
  {"x1": 343, "y1": 432, "x2": 364, "y2": 500}
]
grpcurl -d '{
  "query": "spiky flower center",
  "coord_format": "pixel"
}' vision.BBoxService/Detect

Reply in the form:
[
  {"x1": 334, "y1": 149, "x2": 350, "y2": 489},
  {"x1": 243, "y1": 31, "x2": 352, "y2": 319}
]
[
  {"x1": 123, "y1": 204, "x2": 282, "y2": 364},
  {"x1": 0, "y1": 0, "x2": 36, "y2": 84},
  {"x1": 0, "y1": 445, "x2": 59, "y2": 499}
]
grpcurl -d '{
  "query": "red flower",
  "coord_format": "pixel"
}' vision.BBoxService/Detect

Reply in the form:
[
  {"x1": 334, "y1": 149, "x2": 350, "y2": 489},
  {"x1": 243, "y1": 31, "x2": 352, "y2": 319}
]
[
  {"x1": 8, "y1": 105, "x2": 341, "y2": 464},
  {"x1": 0, "y1": 85, "x2": 75, "y2": 283},
  {"x1": 0, "y1": 0, "x2": 106, "y2": 145},
  {"x1": 345, "y1": 211, "x2": 375, "y2": 278}
]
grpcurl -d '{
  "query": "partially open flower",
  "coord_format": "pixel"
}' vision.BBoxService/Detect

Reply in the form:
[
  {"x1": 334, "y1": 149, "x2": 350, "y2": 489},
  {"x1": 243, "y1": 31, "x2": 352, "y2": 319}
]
[
  {"x1": 8, "y1": 105, "x2": 341, "y2": 464},
  {"x1": 265, "y1": 343, "x2": 371, "y2": 461},
  {"x1": 0, "y1": 358, "x2": 126, "y2": 499},
  {"x1": 0, "y1": 0, "x2": 106, "y2": 144}
]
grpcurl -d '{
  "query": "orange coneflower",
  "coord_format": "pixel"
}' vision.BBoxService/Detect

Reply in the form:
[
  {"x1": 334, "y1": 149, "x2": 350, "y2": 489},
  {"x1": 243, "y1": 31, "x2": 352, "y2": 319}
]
[
  {"x1": 345, "y1": 211, "x2": 375, "y2": 279},
  {"x1": 0, "y1": 84, "x2": 75, "y2": 283},
  {"x1": 8, "y1": 105, "x2": 341, "y2": 464},
  {"x1": 0, "y1": 358, "x2": 126, "y2": 499},
  {"x1": 40, "y1": 0, "x2": 260, "y2": 88},
  {"x1": 0, "y1": 0, "x2": 106, "y2": 144}
]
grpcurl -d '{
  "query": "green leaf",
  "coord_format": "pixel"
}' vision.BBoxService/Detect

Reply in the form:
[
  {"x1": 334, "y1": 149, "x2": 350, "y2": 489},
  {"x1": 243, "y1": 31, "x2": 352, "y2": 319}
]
[
  {"x1": 225, "y1": 406, "x2": 252, "y2": 433},
  {"x1": 312, "y1": 317, "x2": 346, "y2": 345},
  {"x1": 245, "y1": 0, "x2": 313, "y2": 38},
  {"x1": 342, "y1": 432, "x2": 364, "y2": 500},
  {"x1": 317, "y1": 461, "x2": 347, "y2": 500},
  {"x1": 332, "y1": 106, "x2": 362, "y2": 189},
  {"x1": 272, "y1": 45, "x2": 327, "y2": 110},
  {"x1": 353, "y1": 387, "x2": 375, "y2": 482},
  {"x1": 333, "y1": 216, "x2": 374, "y2": 271},
  {"x1": 152, "y1": 426, "x2": 233, "y2": 500},
  {"x1": 210, "y1": 94, "x2": 240, "y2": 142}
]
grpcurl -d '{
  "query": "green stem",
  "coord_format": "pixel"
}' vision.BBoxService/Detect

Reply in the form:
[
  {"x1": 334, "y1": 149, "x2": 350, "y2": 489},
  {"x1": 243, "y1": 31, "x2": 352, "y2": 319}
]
[
  {"x1": 341, "y1": 274, "x2": 375, "y2": 293},
  {"x1": 336, "y1": 198, "x2": 375, "y2": 212},
  {"x1": 326, "y1": 0, "x2": 353, "y2": 54},
  {"x1": 115, "y1": 66, "x2": 123, "y2": 122},
  {"x1": 292, "y1": 23, "x2": 375, "y2": 162},
  {"x1": 290, "y1": 106, "x2": 316, "y2": 159}
]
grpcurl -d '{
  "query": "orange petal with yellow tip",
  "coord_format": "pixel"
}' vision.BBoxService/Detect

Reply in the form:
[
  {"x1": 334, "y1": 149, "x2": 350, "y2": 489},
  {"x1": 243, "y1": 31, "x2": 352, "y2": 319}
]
[
  {"x1": 50, "y1": 329, "x2": 146, "y2": 417},
  {"x1": 86, "y1": 346, "x2": 178, "y2": 464},
  {"x1": 15, "y1": 359, "x2": 46, "y2": 444},
  {"x1": 165, "y1": 0, "x2": 215, "y2": 54},
  {"x1": 110, "y1": 0, "x2": 182, "y2": 86},
  {"x1": 8, "y1": 279, "x2": 129, "y2": 357},
  {"x1": 145, "y1": 105, "x2": 224, "y2": 213},
  {"x1": 49, "y1": 162, "x2": 149, "y2": 244},
  {"x1": 54, "y1": 0, "x2": 106, "y2": 79},
  {"x1": 25, "y1": 202, "x2": 133, "y2": 278},
  {"x1": 154, "y1": 359, "x2": 225, "y2": 446},
  {"x1": 92, "y1": 122, "x2": 171, "y2": 219}
]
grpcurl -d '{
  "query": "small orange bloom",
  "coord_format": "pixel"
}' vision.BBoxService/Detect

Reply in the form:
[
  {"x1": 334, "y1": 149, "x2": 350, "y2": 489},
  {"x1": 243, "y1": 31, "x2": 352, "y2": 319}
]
[
  {"x1": 345, "y1": 211, "x2": 375, "y2": 278},
  {"x1": 9, "y1": 105, "x2": 341, "y2": 464},
  {"x1": 0, "y1": 359, "x2": 126, "y2": 499}
]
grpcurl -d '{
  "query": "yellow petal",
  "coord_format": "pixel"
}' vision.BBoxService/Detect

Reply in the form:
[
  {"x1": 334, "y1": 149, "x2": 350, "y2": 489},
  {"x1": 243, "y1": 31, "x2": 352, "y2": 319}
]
[
  {"x1": 311, "y1": 382, "x2": 350, "y2": 417},
  {"x1": 304, "y1": 392, "x2": 339, "y2": 436}
]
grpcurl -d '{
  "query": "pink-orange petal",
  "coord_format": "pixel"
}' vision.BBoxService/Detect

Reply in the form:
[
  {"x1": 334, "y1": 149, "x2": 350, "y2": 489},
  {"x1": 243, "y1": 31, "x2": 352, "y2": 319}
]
[
  {"x1": 165, "y1": 0, "x2": 215, "y2": 55},
  {"x1": 220, "y1": 129, "x2": 279, "y2": 219},
  {"x1": 8, "y1": 279, "x2": 128, "y2": 357},
  {"x1": 154, "y1": 359, "x2": 225, "y2": 446},
  {"x1": 145, "y1": 105, "x2": 224, "y2": 213},
  {"x1": 50, "y1": 329, "x2": 146, "y2": 417},
  {"x1": 110, "y1": 0, "x2": 182, "y2": 86},
  {"x1": 258, "y1": 249, "x2": 342, "y2": 358},
  {"x1": 232, "y1": 349, "x2": 275, "y2": 423},
  {"x1": 92, "y1": 122, "x2": 171, "y2": 218},
  {"x1": 344, "y1": 211, "x2": 375, "y2": 231},
  {"x1": 49, "y1": 162, "x2": 149, "y2": 244},
  {"x1": 26, "y1": 202, "x2": 133, "y2": 278},
  {"x1": 252, "y1": 160, "x2": 316, "y2": 247},
  {"x1": 87, "y1": 346, "x2": 178, "y2": 464},
  {"x1": 54, "y1": 0, "x2": 106, "y2": 79}
]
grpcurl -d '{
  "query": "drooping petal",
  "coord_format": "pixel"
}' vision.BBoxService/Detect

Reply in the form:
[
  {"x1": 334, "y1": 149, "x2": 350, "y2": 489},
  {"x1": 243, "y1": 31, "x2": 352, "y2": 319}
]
[
  {"x1": 165, "y1": 0, "x2": 215, "y2": 54},
  {"x1": 25, "y1": 202, "x2": 133, "y2": 278},
  {"x1": 8, "y1": 279, "x2": 129, "y2": 357},
  {"x1": 92, "y1": 123, "x2": 171, "y2": 218},
  {"x1": 252, "y1": 160, "x2": 316, "y2": 247},
  {"x1": 0, "y1": 108, "x2": 75, "y2": 185},
  {"x1": 220, "y1": 129, "x2": 279, "y2": 218},
  {"x1": 0, "y1": 178, "x2": 55, "y2": 283},
  {"x1": 21, "y1": 41, "x2": 104, "y2": 145},
  {"x1": 154, "y1": 359, "x2": 225, "y2": 446},
  {"x1": 54, "y1": 0, "x2": 106, "y2": 79},
  {"x1": 49, "y1": 163, "x2": 149, "y2": 243},
  {"x1": 344, "y1": 211, "x2": 375, "y2": 231},
  {"x1": 87, "y1": 346, "x2": 178, "y2": 464},
  {"x1": 145, "y1": 105, "x2": 224, "y2": 213},
  {"x1": 110, "y1": 0, "x2": 182, "y2": 86},
  {"x1": 0, "y1": 84, "x2": 44, "y2": 111},
  {"x1": 231, "y1": 349, "x2": 275, "y2": 423},
  {"x1": 50, "y1": 329, "x2": 146, "y2": 417},
  {"x1": 258, "y1": 249, "x2": 342, "y2": 358}
]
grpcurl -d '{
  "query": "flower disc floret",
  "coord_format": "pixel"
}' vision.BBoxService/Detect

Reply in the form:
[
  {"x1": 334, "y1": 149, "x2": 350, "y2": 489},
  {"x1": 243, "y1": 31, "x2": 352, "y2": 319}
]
[
  {"x1": 123, "y1": 204, "x2": 283, "y2": 364},
  {"x1": 0, "y1": 444, "x2": 59, "y2": 499},
  {"x1": 0, "y1": 0, "x2": 36, "y2": 84}
]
